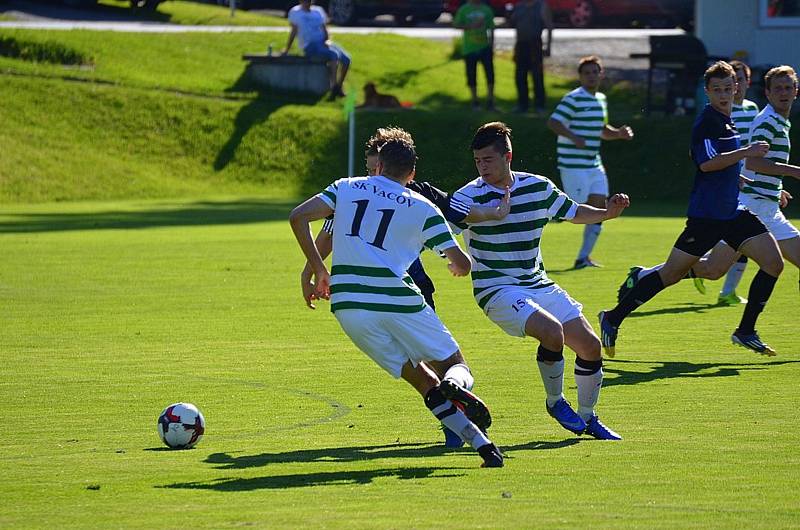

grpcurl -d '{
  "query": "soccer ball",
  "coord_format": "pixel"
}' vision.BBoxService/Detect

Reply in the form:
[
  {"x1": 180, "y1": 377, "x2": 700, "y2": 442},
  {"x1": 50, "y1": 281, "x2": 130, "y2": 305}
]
[{"x1": 157, "y1": 403, "x2": 206, "y2": 449}]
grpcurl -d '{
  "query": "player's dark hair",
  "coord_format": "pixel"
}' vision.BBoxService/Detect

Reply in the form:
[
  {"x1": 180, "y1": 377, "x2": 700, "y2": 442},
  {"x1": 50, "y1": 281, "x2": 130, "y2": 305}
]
[
  {"x1": 704, "y1": 61, "x2": 736, "y2": 88},
  {"x1": 378, "y1": 138, "x2": 417, "y2": 178},
  {"x1": 765, "y1": 65, "x2": 798, "y2": 90},
  {"x1": 471, "y1": 121, "x2": 512, "y2": 154},
  {"x1": 365, "y1": 127, "x2": 414, "y2": 156},
  {"x1": 578, "y1": 55, "x2": 603, "y2": 74},
  {"x1": 729, "y1": 60, "x2": 751, "y2": 82}
]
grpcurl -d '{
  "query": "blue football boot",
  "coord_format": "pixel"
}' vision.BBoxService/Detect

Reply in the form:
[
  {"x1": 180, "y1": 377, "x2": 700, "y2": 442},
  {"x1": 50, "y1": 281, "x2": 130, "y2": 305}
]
[{"x1": 546, "y1": 397, "x2": 587, "y2": 435}]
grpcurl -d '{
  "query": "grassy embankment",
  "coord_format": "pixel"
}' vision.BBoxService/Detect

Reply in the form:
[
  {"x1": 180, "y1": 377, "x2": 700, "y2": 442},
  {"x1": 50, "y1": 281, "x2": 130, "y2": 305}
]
[{"x1": 0, "y1": 24, "x2": 798, "y2": 210}]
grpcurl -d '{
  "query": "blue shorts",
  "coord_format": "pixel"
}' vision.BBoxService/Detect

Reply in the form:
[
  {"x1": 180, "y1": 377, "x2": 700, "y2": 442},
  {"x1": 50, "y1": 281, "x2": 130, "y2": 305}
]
[{"x1": 304, "y1": 41, "x2": 351, "y2": 67}]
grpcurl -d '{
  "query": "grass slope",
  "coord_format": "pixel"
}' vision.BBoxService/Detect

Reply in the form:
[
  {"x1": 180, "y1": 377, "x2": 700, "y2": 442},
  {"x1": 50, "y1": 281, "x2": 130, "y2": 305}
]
[
  {"x1": 0, "y1": 28, "x2": 798, "y2": 210},
  {"x1": 0, "y1": 200, "x2": 798, "y2": 528}
]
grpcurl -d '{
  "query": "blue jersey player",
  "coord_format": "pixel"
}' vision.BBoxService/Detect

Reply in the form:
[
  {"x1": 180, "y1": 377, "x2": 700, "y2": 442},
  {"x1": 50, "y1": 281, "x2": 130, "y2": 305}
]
[{"x1": 598, "y1": 62, "x2": 784, "y2": 356}]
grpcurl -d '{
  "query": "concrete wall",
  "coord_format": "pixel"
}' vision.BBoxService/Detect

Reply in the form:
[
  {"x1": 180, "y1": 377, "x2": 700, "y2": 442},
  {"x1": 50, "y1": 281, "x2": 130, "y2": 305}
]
[{"x1": 696, "y1": 0, "x2": 800, "y2": 68}]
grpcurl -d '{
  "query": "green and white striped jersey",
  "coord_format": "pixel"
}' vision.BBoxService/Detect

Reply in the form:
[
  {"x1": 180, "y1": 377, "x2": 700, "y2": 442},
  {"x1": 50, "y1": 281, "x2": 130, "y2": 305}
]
[
  {"x1": 742, "y1": 104, "x2": 792, "y2": 203},
  {"x1": 731, "y1": 99, "x2": 759, "y2": 146},
  {"x1": 453, "y1": 172, "x2": 578, "y2": 310},
  {"x1": 550, "y1": 87, "x2": 608, "y2": 169},
  {"x1": 317, "y1": 175, "x2": 458, "y2": 313}
]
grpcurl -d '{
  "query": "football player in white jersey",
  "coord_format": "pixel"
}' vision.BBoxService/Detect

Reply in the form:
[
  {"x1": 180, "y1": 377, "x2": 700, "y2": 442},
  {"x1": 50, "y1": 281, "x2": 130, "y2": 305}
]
[
  {"x1": 290, "y1": 132, "x2": 504, "y2": 467},
  {"x1": 454, "y1": 121, "x2": 630, "y2": 440}
]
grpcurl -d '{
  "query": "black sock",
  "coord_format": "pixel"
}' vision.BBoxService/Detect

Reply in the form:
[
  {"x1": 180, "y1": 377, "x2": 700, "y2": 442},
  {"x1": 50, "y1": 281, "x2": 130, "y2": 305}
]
[
  {"x1": 608, "y1": 270, "x2": 665, "y2": 326},
  {"x1": 737, "y1": 269, "x2": 778, "y2": 334}
]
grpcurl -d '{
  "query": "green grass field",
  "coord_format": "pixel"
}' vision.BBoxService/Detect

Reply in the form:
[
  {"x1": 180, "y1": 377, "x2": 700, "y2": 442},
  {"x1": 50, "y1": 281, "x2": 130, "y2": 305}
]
[{"x1": 1, "y1": 199, "x2": 798, "y2": 528}]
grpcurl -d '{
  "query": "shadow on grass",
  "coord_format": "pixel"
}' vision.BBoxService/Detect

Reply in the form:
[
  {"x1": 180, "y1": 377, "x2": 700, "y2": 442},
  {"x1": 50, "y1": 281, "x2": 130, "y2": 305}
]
[
  {"x1": 216, "y1": 75, "x2": 325, "y2": 172},
  {"x1": 0, "y1": 199, "x2": 295, "y2": 233},
  {"x1": 203, "y1": 439, "x2": 580, "y2": 470},
  {"x1": 161, "y1": 466, "x2": 462, "y2": 491},
  {"x1": 603, "y1": 359, "x2": 800, "y2": 388},
  {"x1": 627, "y1": 302, "x2": 719, "y2": 318},
  {"x1": 159, "y1": 439, "x2": 579, "y2": 490}
]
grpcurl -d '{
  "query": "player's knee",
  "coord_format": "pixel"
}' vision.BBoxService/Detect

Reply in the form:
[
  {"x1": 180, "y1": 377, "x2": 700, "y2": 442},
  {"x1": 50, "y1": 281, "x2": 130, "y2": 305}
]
[
  {"x1": 764, "y1": 258, "x2": 784, "y2": 277},
  {"x1": 577, "y1": 335, "x2": 602, "y2": 361},
  {"x1": 532, "y1": 319, "x2": 564, "y2": 349}
]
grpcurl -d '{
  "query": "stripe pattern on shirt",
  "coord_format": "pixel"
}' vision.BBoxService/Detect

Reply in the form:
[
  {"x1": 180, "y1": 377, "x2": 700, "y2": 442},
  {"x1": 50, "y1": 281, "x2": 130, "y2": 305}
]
[
  {"x1": 550, "y1": 87, "x2": 608, "y2": 169},
  {"x1": 742, "y1": 105, "x2": 791, "y2": 202},
  {"x1": 731, "y1": 99, "x2": 759, "y2": 146},
  {"x1": 317, "y1": 175, "x2": 458, "y2": 313},
  {"x1": 454, "y1": 172, "x2": 578, "y2": 310}
]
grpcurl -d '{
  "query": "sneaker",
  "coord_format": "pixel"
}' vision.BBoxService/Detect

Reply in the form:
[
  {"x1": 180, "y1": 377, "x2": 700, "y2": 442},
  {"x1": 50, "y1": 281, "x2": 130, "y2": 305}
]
[
  {"x1": 546, "y1": 397, "x2": 586, "y2": 435},
  {"x1": 574, "y1": 257, "x2": 602, "y2": 269},
  {"x1": 442, "y1": 426, "x2": 465, "y2": 448},
  {"x1": 617, "y1": 265, "x2": 644, "y2": 303},
  {"x1": 511, "y1": 105, "x2": 528, "y2": 114},
  {"x1": 692, "y1": 276, "x2": 706, "y2": 295},
  {"x1": 584, "y1": 414, "x2": 622, "y2": 440},
  {"x1": 486, "y1": 100, "x2": 497, "y2": 111},
  {"x1": 717, "y1": 291, "x2": 747, "y2": 305},
  {"x1": 597, "y1": 310, "x2": 617, "y2": 358},
  {"x1": 439, "y1": 380, "x2": 492, "y2": 432},
  {"x1": 471, "y1": 101, "x2": 481, "y2": 110},
  {"x1": 477, "y1": 442, "x2": 504, "y2": 468},
  {"x1": 731, "y1": 330, "x2": 776, "y2": 356}
]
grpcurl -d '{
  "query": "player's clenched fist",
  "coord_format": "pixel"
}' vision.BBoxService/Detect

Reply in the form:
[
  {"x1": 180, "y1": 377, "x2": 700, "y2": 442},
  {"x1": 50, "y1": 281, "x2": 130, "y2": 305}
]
[{"x1": 605, "y1": 193, "x2": 630, "y2": 219}]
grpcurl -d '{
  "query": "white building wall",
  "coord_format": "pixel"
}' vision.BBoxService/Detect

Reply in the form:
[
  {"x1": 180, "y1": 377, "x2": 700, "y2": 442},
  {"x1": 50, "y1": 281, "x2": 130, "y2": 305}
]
[{"x1": 696, "y1": 0, "x2": 800, "y2": 68}]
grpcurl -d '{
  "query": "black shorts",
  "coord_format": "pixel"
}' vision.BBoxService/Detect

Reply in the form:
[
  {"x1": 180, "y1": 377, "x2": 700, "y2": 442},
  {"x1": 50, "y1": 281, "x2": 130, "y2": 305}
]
[{"x1": 673, "y1": 210, "x2": 768, "y2": 257}]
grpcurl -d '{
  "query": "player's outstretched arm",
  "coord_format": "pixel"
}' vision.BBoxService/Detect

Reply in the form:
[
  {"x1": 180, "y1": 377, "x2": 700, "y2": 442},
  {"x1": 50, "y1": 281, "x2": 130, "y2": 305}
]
[
  {"x1": 463, "y1": 186, "x2": 511, "y2": 222},
  {"x1": 300, "y1": 230, "x2": 333, "y2": 309},
  {"x1": 570, "y1": 193, "x2": 630, "y2": 224},
  {"x1": 745, "y1": 156, "x2": 800, "y2": 180},
  {"x1": 700, "y1": 141, "x2": 769, "y2": 172},
  {"x1": 442, "y1": 245, "x2": 472, "y2": 277},
  {"x1": 289, "y1": 197, "x2": 334, "y2": 301}
]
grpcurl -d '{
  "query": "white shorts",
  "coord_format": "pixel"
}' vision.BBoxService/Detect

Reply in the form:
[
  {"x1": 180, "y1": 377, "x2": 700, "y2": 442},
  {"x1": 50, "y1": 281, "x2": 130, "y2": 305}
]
[
  {"x1": 559, "y1": 166, "x2": 608, "y2": 203},
  {"x1": 740, "y1": 194, "x2": 800, "y2": 241},
  {"x1": 334, "y1": 307, "x2": 459, "y2": 378},
  {"x1": 484, "y1": 284, "x2": 583, "y2": 338}
]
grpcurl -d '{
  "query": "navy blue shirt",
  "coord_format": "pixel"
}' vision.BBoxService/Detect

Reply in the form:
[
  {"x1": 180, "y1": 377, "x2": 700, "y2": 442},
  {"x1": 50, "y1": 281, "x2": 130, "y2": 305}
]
[{"x1": 688, "y1": 105, "x2": 743, "y2": 220}]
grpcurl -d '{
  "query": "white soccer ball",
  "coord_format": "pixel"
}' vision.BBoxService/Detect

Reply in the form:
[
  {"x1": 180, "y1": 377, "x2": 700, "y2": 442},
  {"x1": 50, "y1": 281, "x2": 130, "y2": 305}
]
[{"x1": 157, "y1": 402, "x2": 206, "y2": 449}]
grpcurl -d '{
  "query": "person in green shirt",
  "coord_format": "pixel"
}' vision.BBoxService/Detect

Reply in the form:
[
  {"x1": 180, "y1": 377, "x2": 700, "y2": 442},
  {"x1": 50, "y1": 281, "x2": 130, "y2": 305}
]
[{"x1": 453, "y1": 0, "x2": 496, "y2": 110}]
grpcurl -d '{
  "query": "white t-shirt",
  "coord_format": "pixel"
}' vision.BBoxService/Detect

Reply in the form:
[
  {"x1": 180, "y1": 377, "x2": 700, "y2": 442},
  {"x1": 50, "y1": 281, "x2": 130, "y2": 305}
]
[{"x1": 287, "y1": 5, "x2": 328, "y2": 49}]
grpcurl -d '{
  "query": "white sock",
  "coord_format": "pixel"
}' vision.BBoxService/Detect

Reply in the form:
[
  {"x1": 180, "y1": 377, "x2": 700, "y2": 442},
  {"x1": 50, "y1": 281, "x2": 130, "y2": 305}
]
[
  {"x1": 574, "y1": 358, "x2": 603, "y2": 421},
  {"x1": 578, "y1": 223, "x2": 602, "y2": 261},
  {"x1": 721, "y1": 260, "x2": 747, "y2": 296},
  {"x1": 443, "y1": 363, "x2": 474, "y2": 391},
  {"x1": 537, "y1": 359, "x2": 564, "y2": 407},
  {"x1": 429, "y1": 399, "x2": 490, "y2": 449}
]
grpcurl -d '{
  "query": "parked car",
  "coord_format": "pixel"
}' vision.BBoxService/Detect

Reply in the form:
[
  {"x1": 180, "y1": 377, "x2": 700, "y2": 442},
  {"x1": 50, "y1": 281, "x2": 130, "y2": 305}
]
[
  {"x1": 445, "y1": 0, "x2": 693, "y2": 29},
  {"x1": 549, "y1": 0, "x2": 694, "y2": 29},
  {"x1": 215, "y1": 0, "x2": 444, "y2": 25}
]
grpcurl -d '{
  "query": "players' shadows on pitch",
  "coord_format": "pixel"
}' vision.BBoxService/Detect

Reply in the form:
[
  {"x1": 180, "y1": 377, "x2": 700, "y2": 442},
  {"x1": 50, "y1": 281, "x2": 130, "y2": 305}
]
[
  {"x1": 603, "y1": 359, "x2": 800, "y2": 388},
  {"x1": 161, "y1": 466, "x2": 461, "y2": 491},
  {"x1": 0, "y1": 199, "x2": 295, "y2": 233},
  {"x1": 206, "y1": 439, "x2": 580, "y2": 470}
]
